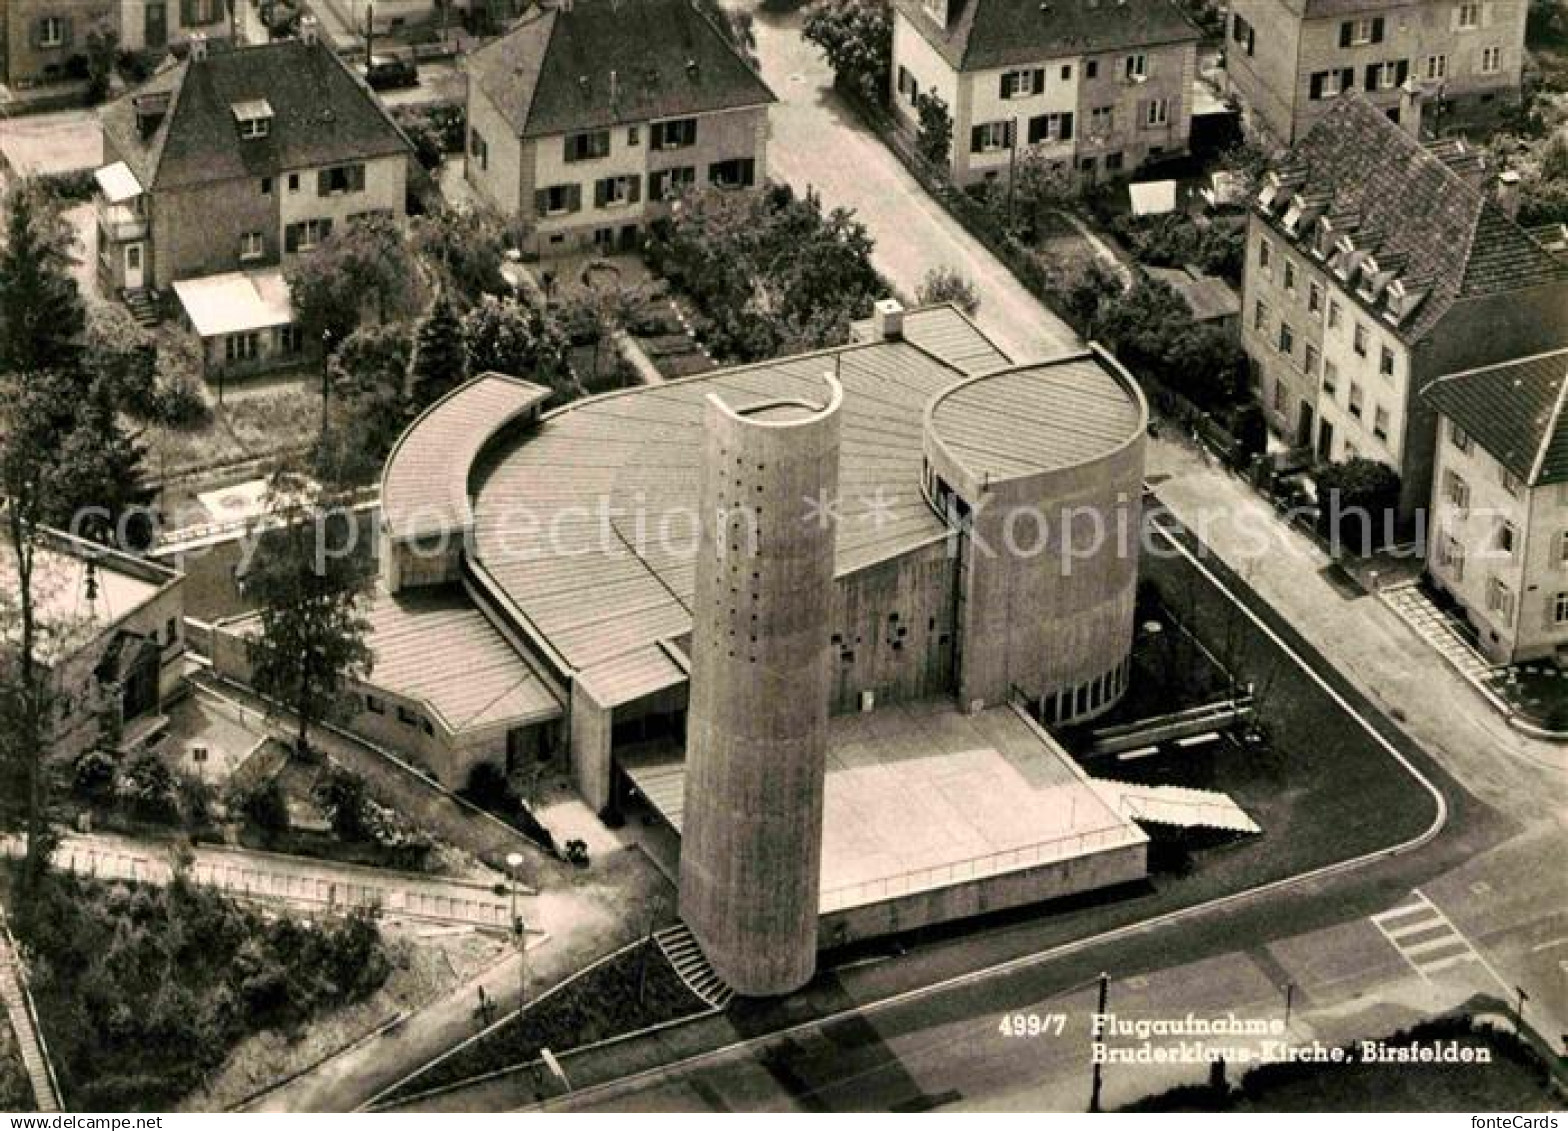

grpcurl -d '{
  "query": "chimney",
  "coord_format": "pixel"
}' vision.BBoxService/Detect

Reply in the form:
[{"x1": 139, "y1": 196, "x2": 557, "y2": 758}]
[
  {"x1": 609, "y1": 68, "x2": 618, "y2": 105},
  {"x1": 1397, "y1": 79, "x2": 1423, "y2": 139},
  {"x1": 299, "y1": 13, "x2": 320, "y2": 43},
  {"x1": 187, "y1": 31, "x2": 208, "y2": 60},
  {"x1": 1496, "y1": 169, "x2": 1521, "y2": 220},
  {"x1": 872, "y1": 297, "x2": 905, "y2": 340}
]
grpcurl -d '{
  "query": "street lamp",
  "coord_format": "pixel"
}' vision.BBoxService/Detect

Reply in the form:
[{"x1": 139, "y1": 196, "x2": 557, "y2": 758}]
[
  {"x1": 320, "y1": 327, "x2": 334, "y2": 438},
  {"x1": 507, "y1": 851, "x2": 526, "y2": 1015}
]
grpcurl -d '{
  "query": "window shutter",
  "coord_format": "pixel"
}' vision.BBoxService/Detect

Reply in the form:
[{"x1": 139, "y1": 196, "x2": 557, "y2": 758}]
[
  {"x1": 1136, "y1": 98, "x2": 1148, "y2": 126},
  {"x1": 1028, "y1": 115, "x2": 1045, "y2": 144},
  {"x1": 181, "y1": 0, "x2": 196, "y2": 24},
  {"x1": 1004, "y1": 120, "x2": 1017, "y2": 148},
  {"x1": 352, "y1": 164, "x2": 365, "y2": 191},
  {"x1": 1247, "y1": 28, "x2": 1256, "y2": 54},
  {"x1": 1339, "y1": 20, "x2": 1352, "y2": 47},
  {"x1": 1395, "y1": 58, "x2": 1409, "y2": 84},
  {"x1": 628, "y1": 175, "x2": 641, "y2": 204},
  {"x1": 999, "y1": 73, "x2": 1009, "y2": 98},
  {"x1": 1031, "y1": 68, "x2": 1045, "y2": 94},
  {"x1": 534, "y1": 189, "x2": 549, "y2": 215},
  {"x1": 565, "y1": 184, "x2": 580, "y2": 212},
  {"x1": 971, "y1": 125, "x2": 985, "y2": 152},
  {"x1": 284, "y1": 224, "x2": 299, "y2": 252},
  {"x1": 594, "y1": 178, "x2": 607, "y2": 207},
  {"x1": 317, "y1": 170, "x2": 330, "y2": 195},
  {"x1": 1371, "y1": 16, "x2": 1384, "y2": 41},
  {"x1": 29, "y1": 19, "x2": 41, "y2": 46},
  {"x1": 320, "y1": 218, "x2": 333, "y2": 240},
  {"x1": 1059, "y1": 111, "x2": 1073, "y2": 140},
  {"x1": 563, "y1": 136, "x2": 576, "y2": 163}
]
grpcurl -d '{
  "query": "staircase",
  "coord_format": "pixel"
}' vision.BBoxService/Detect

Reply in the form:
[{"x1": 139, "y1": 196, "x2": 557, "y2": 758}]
[
  {"x1": 1381, "y1": 581, "x2": 1493, "y2": 680},
  {"x1": 124, "y1": 287, "x2": 159, "y2": 328},
  {"x1": 654, "y1": 923, "x2": 734, "y2": 1010},
  {"x1": 1096, "y1": 780, "x2": 1262, "y2": 836},
  {"x1": 0, "y1": 915, "x2": 61, "y2": 1112}
]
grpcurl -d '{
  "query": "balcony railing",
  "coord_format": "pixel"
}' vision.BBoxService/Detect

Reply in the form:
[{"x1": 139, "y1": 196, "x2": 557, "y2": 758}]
[{"x1": 99, "y1": 202, "x2": 147, "y2": 242}]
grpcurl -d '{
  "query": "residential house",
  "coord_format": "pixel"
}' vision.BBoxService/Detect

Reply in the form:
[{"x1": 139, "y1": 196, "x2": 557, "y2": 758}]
[
  {"x1": 2, "y1": 0, "x2": 234, "y2": 89},
  {"x1": 889, "y1": 0, "x2": 1202, "y2": 186},
  {"x1": 118, "y1": 0, "x2": 235, "y2": 56},
  {"x1": 1241, "y1": 91, "x2": 1568, "y2": 518},
  {"x1": 464, "y1": 0, "x2": 776, "y2": 258},
  {"x1": 1227, "y1": 0, "x2": 1528, "y2": 145},
  {"x1": 1, "y1": 527, "x2": 187, "y2": 762},
  {"x1": 1423, "y1": 349, "x2": 1568, "y2": 663},
  {"x1": 94, "y1": 24, "x2": 413, "y2": 377}
]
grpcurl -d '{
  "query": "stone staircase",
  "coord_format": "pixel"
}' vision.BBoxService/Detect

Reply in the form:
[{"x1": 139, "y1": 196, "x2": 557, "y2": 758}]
[
  {"x1": 124, "y1": 287, "x2": 159, "y2": 328},
  {"x1": 1380, "y1": 581, "x2": 1493, "y2": 680},
  {"x1": 654, "y1": 923, "x2": 734, "y2": 1010},
  {"x1": 0, "y1": 913, "x2": 61, "y2": 1112},
  {"x1": 1097, "y1": 780, "x2": 1262, "y2": 835}
]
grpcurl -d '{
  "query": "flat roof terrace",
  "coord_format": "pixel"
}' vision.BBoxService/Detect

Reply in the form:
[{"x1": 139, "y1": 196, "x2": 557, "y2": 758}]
[{"x1": 621, "y1": 699, "x2": 1146, "y2": 917}]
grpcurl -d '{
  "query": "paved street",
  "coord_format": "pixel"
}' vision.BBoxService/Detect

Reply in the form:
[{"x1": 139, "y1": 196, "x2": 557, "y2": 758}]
[{"x1": 750, "y1": 6, "x2": 1079, "y2": 363}]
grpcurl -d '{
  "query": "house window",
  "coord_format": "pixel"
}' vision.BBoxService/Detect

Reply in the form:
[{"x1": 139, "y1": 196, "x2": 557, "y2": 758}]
[
  {"x1": 366, "y1": 694, "x2": 386, "y2": 714},
  {"x1": 1444, "y1": 469, "x2": 1471, "y2": 510},
  {"x1": 1426, "y1": 54, "x2": 1448, "y2": 80},
  {"x1": 1559, "y1": 530, "x2": 1568, "y2": 566},
  {"x1": 1437, "y1": 532, "x2": 1465, "y2": 578},
  {"x1": 1328, "y1": 299, "x2": 1341, "y2": 328},
  {"x1": 1105, "y1": 151, "x2": 1123, "y2": 172},
  {"x1": 224, "y1": 331, "x2": 261, "y2": 363},
  {"x1": 470, "y1": 128, "x2": 489, "y2": 170},
  {"x1": 1499, "y1": 466, "x2": 1522, "y2": 496},
  {"x1": 1309, "y1": 69, "x2": 1355, "y2": 99},
  {"x1": 1365, "y1": 61, "x2": 1405, "y2": 90},
  {"x1": 1305, "y1": 344, "x2": 1320, "y2": 376},
  {"x1": 396, "y1": 705, "x2": 420, "y2": 727},
  {"x1": 1027, "y1": 112, "x2": 1074, "y2": 144},
  {"x1": 1283, "y1": 259, "x2": 1296, "y2": 293},
  {"x1": 1323, "y1": 359, "x2": 1338, "y2": 394},
  {"x1": 1555, "y1": 592, "x2": 1568, "y2": 625},
  {"x1": 1353, "y1": 323, "x2": 1368, "y2": 356},
  {"x1": 1349, "y1": 381, "x2": 1364, "y2": 417},
  {"x1": 1480, "y1": 46, "x2": 1501, "y2": 73},
  {"x1": 280, "y1": 325, "x2": 303, "y2": 353},
  {"x1": 1277, "y1": 322, "x2": 1294, "y2": 355},
  {"x1": 1085, "y1": 59, "x2": 1099, "y2": 79},
  {"x1": 595, "y1": 174, "x2": 641, "y2": 208},
  {"x1": 260, "y1": 176, "x2": 273, "y2": 196},
  {"x1": 239, "y1": 116, "x2": 269, "y2": 140},
  {"x1": 564, "y1": 130, "x2": 611, "y2": 162},
  {"x1": 1308, "y1": 281, "x2": 1322, "y2": 313},
  {"x1": 971, "y1": 120, "x2": 1014, "y2": 153},
  {"x1": 1340, "y1": 16, "x2": 1383, "y2": 46},
  {"x1": 708, "y1": 158, "x2": 756, "y2": 188},
  {"x1": 1090, "y1": 105, "x2": 1114, "y2": 135},
  {"x1": 1143, "y1": 98, "x2": 1170, "y2": 127},
  {"x1": 652, "y1": 118, "x2": 698, "y2": 150},
  {"x1": 1450, "y1": 419, "x2": 1472, "y2": 453},
  {"x1": 287, "y1": 172, "x2": 300, "y2": 192},
  {"x1": 1497, "y1": 519, "x2": 1517, "y2": 554},
  {"x1": 239, "y1": 231, "x2": 264, "y2": 261},
  {"x1": 285, "y1": 217, "x2": 333, "y2": 251},
  {"x1": 896, "y1": 65, "x2": 920, "y2": 106},
  {"x1": 1000, "y1": 68, "x2": 1043, "y2": 98},
  {"x1": 1254, "y1": 299, "x2": 1268, "y2": 331},
  {"x1": 1373, "y1": 405, "x2": 1389, "y2": 441},
  {"x1": 1233, "y1": 12, "x2": 1256, "y2": 56},
  {"x1": 1377, "y1": 345, "x2": 1395, "y2": 378},
  {"x1": 1258, "y1": 236, "x2": 1272, "y2": 272},
  {"x1": 318, "y1": 164, "x2": 366, "y2": 195},
  {"x1": 1060, "y1": 64, "x2": 1072, "y2": 80},
  {"x1": 1456, "y1": 3, "x2": 1480, "y2": 29},
  {"x1": 627, "y1": 125, "x2": 640, "y2": 146},
  {"x1": 1272, "y1": 378, "x2": 1287, "y2": 412},
  {"x1": 651, "y1": 166, "x2": 697, "y2": 199},
  {"x1": 1486, "y1": 576, "x2": 1515, "y2": 620},
  {"x1": 537, "y1": 183, "x2": 581, "y2": 216},
  {"x1": 37, "y1": 16, "x2": 64, "y2": 47},
  {"x1": 1124, "y1": 54, "x2": 1147, "y2": 81}
]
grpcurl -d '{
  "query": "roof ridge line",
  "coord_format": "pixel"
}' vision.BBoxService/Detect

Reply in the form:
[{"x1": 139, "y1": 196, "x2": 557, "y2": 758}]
[
  {"x1": 1529, "y1": 362, "x2": 1568, "y2": 486},
  {"x1": 520, "y1": 5, "x2": 562, "y2": 139},
  {"x1": 1423, "y1": 345, "x2": 1568, "y2": 387}
]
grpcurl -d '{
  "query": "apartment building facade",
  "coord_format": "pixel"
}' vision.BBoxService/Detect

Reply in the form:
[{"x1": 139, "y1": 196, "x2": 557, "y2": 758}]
[
  {"x1": 1423, "y1": 350, "x2": 1568, "y2": 663},
  {"x1": 465, "y1": 0, "x2": 775, "y2": 258},
  {"x1": 2, "y1": 0, "x2": 233, "y2": 88},
  {"x1": 1241, "y1": 92, "x2": 1568, "y2": 518},
  {"x1": 1227, "y1": 0, "x2": 1528, "y2": 145},
  {"x1": 95, "y1": 28, "x2": 412, "y2": 373},
  {"x1": 889, "y1": 0, "x2": 1201, "y2": 186}
]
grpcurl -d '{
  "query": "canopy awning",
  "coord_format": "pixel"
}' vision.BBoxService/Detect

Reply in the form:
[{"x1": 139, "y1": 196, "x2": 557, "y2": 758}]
[
  {"x1": 172, "y1": 270, "x2": 294, "y2": 338},
  {"x1": 94, "y1": 161, "x2": 143, "y2": 204},
  {"x1": 1129, "y1": 179, "x2": 1178, "y2": 217}
]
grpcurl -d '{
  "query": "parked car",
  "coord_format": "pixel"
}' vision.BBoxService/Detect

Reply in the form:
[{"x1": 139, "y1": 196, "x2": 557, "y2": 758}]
[{"x1": 359, "y1": 52, "x2": 419, "y2": 90}]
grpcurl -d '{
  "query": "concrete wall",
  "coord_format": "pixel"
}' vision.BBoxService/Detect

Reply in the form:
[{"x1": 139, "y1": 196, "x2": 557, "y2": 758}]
[
  {"x1": 679, "y1": 379, "x2": 842, "y2": 997},
  {"x1": 827, "y1": 538, "x2": 957, "y2": 715},
  {"x1": 466, "y1": 80, "x2": 528, "y2": 216},
  {"x1": 818, "y1": 838, "x2": 1147, "y2": 948},
  {"x1": 569, "y1": 680, "x2": 614, "y2": 815}
]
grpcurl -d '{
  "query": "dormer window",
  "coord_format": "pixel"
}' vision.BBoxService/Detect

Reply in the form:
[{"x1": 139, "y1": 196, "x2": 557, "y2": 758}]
[
  {"x1": 922, "y1": 0, "x2": 947, "y2": 24},
  {"x1": 232, "y1": 100, "x2": 273, "y2": 140},
  {"x1": 1282, "y1": 198, "x2": 1304, "y2": 233}
]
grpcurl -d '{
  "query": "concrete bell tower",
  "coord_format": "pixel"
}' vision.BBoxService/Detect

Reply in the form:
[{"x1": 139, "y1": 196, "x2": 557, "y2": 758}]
[{"x1": 677, "y1": 375, "x2": 843, "y2": 997}]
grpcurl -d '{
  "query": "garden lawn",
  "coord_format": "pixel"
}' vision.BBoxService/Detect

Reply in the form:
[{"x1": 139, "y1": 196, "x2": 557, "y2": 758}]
[
  {"x1": 7, "y1": 869, "x2": 391, "y2": 1111},
  {"x1": 382, "y1": 940, "x2": 707, "y2": 1104}
]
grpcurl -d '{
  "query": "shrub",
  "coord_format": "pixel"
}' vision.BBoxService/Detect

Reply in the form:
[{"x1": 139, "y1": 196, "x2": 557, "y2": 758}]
[
  {"x1": 32, "y1": 168, "x2": 97, "y2": 205},
  {"x1": 564, "y1": 838, "x2": 589, "y2": 867},
  {"x1": 228, "y1": 776, "x2": 291, "y2": 835},
  {"x1": 915, "y1": 266, "x2": 980, "y2": 315},
  {"x1": 1315, "y1": 457, "x2": 1401, "y2": 554},
  {"x1": 117, "y1": 750, "x2": 180, "y2": 824},
  {"x1": 72, "y1": 749, "x2": 117, "y2": 801},
  {"x1": 803, "y1": 0, "x2": 893, "y2": 105},
  {"x1": 176, "y1": 772, "x2": 216, "y2": 828},
  {"x1": 315, "y1": 766, "x2": 369, "y2": 841}
]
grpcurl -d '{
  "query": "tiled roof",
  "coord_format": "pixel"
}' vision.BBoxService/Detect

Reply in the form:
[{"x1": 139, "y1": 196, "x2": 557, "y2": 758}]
[
  {"x1": 382, "y1": 372, "x2": 553, "y2": 541},
  {"x1": 100, "y1": 39, "x2": 412, "y2": 190},
  {"x1": 893, "y1": 0, "x2": 1200, "y2": 73},
  {"x1": 928, "y1": 356, "x2": 1145, "y2": 482},
  {"x1": 1422, "y1": 349, "x2": 1568, "y2": 487},
  {"x1": 468, "y1": 0, "x2": 775, "y2": 140},
  {"x1": 1255, "y1": 93, "x2": 1568, "y2": 343}
]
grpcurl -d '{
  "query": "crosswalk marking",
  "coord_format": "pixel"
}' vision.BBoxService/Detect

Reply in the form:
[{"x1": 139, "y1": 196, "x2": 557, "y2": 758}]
[{"x1": 1371, "y1": 890, "x2": 1485, "y2": 981}]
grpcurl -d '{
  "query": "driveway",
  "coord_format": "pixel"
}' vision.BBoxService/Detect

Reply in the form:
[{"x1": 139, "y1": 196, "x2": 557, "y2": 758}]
[{"x1": 750, "y1": 6, "x2": 1078, "y2": 364}]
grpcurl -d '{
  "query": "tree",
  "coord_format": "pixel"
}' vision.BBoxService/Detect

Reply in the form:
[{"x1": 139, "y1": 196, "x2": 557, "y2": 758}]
[
  {"x1": 229, "y1": 775, "x2": 291, "y2": 835},
  {"x1": 916, "y1": 266, "x2": 980, "y2": 315},
  {"x1": 313, "y1": 324, "x2": 414, "y2": 488},
  {"x1": 915, "y1": 90, "x2": 952, "y2": 167},
  {"x1": 315, "y1": 766, "x2": 369, "y2": 841},
  {"x1": 409, "y1": 292, "x2": 467, "y2": 407},
  {"x1": 413, "y1": 206, "x2": 511, "y2": 304},
  {"x1": 802, "y1": 0, "x2": 893, "y2": 105},
  {"x1": 284, "y1": 214, "x2": 425, "y2": 343},
  {"x1": 1010, "y1": 146, "x2": 1078, "y2": 236},
  {"x1": 243, "y1": 472, "x2": 374, "y2": 758},
  {"x1": 1315, "y1": 458, "x2": 1401, "y2": 555},
  {"x1": 83, "y1": 19, "x2": 118, "y2": 104},
  {"x1": 0, "y1": 184, "x2": 85, "y2": 376},
  {"x1": 462, "y1": 293, "x2": 570, "y2": 388}
]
